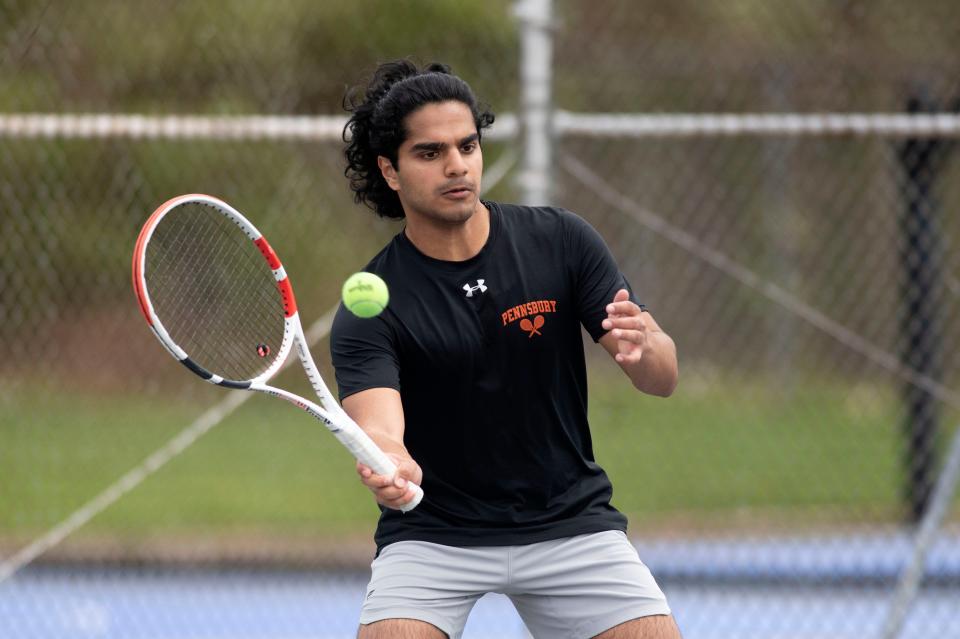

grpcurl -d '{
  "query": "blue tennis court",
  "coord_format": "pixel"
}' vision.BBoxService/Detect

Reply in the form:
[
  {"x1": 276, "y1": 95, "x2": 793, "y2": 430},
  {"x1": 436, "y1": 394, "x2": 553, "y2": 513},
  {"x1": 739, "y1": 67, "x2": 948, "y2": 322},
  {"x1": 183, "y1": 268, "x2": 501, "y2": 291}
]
[{"x1": 3, "y1": 533, "x2": 958, "y2": 638}]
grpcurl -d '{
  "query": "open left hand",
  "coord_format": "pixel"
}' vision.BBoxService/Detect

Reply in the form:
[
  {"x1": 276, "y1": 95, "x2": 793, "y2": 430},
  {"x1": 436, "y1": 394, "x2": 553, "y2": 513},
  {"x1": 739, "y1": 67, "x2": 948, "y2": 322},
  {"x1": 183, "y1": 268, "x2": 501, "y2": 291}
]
[{"x1": 601, "y1": 289, "x2": 648, "y2": 365}]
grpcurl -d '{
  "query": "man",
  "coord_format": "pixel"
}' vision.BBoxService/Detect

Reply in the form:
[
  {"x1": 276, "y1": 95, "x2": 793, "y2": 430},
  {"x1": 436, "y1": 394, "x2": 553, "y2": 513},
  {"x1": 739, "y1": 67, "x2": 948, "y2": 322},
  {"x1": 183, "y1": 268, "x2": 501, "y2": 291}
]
[{"x1": 332, "y1": 60, "x2": 681, "y2": 639}]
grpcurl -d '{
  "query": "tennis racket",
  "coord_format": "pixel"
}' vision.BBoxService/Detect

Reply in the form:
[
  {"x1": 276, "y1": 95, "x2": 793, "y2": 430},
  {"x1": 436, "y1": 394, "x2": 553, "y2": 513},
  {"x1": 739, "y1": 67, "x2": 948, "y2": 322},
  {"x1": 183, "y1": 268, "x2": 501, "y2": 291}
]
[{"x1": 132, "y1": 193, "x2": 423, "y2": 512}]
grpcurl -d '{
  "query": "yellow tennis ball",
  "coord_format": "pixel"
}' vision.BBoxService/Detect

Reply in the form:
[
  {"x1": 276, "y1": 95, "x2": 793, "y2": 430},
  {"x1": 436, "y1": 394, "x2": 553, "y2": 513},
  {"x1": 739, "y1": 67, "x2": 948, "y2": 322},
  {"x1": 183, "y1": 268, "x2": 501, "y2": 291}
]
[{"x1": 342, "y1": 272, "x2": 389, "y2": 318}]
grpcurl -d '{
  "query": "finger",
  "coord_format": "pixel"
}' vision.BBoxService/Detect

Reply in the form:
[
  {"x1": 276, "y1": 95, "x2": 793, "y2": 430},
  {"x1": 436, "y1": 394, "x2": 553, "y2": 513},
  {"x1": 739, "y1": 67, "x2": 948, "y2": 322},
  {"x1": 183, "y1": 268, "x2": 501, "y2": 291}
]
[
  {"x1": 602, "y1": 312, "x2": 621, "y2": 328},
  {"x1": 374, "y1": 484, "x2": 413, "y2": 505},
  {"x1": 392, "y1": 458, "x2": 423, "y2": 486},
  {"x1": 605, "y1": 289, "x2": 630, "y2": 316},
  {"x1": 381, "y1": 486, "x2": 417, "y2": 510},
  {"x1": 614, "y1": 327, "x2": 650, "y2": 345},
  {"x1": 605, "y1": 300, "x2": 641, "y2": 317},
  {"x1": 360, "y1": 471, "x2": 397, "y2": 490},
  {"x1": 605, "y1": 315, "x2": 647, "y2": 331}
]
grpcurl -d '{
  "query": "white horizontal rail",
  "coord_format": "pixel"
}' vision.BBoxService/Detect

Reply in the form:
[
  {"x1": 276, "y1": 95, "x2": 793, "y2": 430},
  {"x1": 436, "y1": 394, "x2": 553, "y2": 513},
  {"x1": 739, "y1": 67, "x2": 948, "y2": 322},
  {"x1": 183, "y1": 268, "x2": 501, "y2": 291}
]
[
  {"x1": 4, "y1": 111, "x2": 960, "y2": 140},
  {"x1": 555, "y1": 111, "x2": 960, "y2": 138},
  {"x1": 0, "y1": 112, "x2": 518, "y2": 141}
]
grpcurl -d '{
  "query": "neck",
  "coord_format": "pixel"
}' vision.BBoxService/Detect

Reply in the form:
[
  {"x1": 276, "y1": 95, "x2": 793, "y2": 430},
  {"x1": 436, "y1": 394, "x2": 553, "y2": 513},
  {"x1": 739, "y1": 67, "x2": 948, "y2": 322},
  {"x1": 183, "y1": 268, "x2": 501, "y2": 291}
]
[{"x1": 404, "y1": 202, "x2": 490, "y2": 261}]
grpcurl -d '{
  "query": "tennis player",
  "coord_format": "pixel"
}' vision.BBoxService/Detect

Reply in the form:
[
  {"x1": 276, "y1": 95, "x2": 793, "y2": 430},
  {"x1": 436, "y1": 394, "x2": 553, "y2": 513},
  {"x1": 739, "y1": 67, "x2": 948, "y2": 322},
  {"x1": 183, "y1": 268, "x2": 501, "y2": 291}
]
[{"x1": 332, "y1": 60, "x2": 681, "y2": 639}]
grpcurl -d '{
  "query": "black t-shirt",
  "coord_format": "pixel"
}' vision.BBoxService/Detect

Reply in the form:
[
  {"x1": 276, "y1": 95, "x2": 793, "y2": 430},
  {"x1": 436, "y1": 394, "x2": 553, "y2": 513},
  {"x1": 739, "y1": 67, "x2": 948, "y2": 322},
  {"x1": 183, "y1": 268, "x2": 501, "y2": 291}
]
[{"x1": 331, "y1": 201, "x2": 637, "y2": 551}]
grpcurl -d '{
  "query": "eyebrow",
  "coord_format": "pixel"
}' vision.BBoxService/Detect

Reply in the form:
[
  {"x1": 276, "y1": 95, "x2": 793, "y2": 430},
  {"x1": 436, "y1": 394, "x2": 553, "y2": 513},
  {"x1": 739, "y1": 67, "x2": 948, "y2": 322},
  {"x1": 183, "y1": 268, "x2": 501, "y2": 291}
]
[{"x1": 409, "y1": 133, "x2": 479, "y2": 154}]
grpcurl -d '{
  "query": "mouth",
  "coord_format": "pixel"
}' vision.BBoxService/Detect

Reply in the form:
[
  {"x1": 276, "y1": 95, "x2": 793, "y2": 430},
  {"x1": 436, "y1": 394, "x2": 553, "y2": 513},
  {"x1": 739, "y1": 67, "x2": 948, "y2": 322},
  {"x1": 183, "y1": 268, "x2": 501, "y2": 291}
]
[{"x1": 441, "y1": 184, "x2": 474, "y2": 197}]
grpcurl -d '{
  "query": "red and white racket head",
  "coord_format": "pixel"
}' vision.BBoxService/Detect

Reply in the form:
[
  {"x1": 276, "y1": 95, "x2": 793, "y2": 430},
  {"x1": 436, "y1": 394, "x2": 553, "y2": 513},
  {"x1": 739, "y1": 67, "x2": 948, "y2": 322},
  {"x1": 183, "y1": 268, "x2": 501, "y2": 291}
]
[{"x1": 132, "y1": 194, "x2": 298, "y2": 387}]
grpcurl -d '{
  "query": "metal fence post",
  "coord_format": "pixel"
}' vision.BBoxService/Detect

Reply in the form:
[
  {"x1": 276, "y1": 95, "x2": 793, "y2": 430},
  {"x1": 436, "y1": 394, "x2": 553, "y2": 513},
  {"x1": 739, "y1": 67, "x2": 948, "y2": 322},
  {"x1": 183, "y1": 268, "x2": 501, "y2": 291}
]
[{"x1": 515, "y1": 0, "x2": 553, "y2": 206}]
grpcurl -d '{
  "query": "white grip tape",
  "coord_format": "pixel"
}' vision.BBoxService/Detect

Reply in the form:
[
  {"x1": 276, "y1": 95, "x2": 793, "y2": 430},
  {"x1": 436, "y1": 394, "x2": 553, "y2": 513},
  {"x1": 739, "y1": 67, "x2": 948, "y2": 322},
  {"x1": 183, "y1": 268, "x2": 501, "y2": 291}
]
[{"x1": 401, "y1": 483, "x2": 424, "y2": 512}]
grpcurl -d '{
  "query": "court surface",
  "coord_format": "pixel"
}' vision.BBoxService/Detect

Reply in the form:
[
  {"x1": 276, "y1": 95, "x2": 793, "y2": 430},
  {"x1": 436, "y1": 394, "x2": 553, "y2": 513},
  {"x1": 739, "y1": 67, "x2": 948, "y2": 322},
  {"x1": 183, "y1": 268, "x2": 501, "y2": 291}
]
[{"x1": 2, "y1": 532, "x2": 958, "y2": 638}]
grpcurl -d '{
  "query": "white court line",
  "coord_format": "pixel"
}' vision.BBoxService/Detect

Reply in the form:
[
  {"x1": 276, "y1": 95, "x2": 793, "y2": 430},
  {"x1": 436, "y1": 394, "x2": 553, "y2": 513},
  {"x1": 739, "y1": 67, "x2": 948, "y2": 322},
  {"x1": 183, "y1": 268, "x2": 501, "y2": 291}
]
[{"x1": 0, "y1": 307, "x2": 338, "y2": 585}]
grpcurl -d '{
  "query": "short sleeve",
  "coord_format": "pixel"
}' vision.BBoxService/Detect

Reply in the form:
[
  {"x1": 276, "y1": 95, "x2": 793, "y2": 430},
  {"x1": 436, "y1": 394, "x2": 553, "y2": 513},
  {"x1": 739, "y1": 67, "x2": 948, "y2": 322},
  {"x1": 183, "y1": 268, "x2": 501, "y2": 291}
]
[
  {"x1": 330, "y1": 303, "x2": 401, "y2": 401},
  {"x1": 563, "y1": 211, "x2": 639, "y2": 342}
]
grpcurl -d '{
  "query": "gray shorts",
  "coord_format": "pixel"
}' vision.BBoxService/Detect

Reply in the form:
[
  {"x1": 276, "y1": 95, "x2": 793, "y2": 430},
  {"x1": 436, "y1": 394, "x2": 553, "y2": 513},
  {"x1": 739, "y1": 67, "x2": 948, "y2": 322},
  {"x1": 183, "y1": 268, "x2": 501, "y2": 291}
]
[{"x1": 359, "y1": 530, "x2": 671, "y2": 639}]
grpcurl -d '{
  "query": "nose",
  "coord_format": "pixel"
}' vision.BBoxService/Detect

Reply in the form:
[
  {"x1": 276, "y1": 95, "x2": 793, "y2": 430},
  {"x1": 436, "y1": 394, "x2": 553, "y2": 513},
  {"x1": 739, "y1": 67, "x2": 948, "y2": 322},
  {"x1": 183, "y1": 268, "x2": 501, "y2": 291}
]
[{"x1": 445, "y1": 149, "x2": 468, "y2": 176}]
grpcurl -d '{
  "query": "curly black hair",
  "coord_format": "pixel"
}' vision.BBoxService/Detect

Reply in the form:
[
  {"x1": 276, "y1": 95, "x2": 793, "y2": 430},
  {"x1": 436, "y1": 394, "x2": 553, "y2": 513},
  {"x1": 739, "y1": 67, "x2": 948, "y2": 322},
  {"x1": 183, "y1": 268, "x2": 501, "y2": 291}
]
[{"x1": 343, "y1": 60, "x2": 496, "y2": 220}]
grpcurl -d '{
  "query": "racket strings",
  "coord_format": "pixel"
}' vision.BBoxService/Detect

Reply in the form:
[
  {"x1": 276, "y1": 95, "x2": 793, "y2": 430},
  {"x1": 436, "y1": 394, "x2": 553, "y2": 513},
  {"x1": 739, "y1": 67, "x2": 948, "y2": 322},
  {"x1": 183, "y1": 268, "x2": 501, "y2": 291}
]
[{"x1": 145, "y1": 202, "x2": 286, "y2": 381}]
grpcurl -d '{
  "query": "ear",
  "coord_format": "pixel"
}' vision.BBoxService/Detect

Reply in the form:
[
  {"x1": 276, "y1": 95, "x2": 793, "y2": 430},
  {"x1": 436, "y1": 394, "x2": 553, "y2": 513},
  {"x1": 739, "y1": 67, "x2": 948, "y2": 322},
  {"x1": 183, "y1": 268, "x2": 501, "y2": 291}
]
[{"x1": 378, "y1": 156, "x2": 400, "y2": 192}]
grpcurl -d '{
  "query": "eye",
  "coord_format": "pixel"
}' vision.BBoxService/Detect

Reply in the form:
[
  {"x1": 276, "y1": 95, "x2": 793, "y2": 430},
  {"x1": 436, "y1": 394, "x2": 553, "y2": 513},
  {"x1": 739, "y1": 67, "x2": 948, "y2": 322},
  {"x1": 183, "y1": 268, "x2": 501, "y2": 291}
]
[{"x1": 461, "y1": 142, "x2": 477, "y2": 153}]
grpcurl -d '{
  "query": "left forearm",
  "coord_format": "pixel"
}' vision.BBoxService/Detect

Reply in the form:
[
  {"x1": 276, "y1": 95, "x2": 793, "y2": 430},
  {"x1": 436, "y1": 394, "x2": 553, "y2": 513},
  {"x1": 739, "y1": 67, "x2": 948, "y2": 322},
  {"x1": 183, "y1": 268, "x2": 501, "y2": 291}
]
[{"x1": 620, "y1": 329, "x2": 678, "y2": 396}]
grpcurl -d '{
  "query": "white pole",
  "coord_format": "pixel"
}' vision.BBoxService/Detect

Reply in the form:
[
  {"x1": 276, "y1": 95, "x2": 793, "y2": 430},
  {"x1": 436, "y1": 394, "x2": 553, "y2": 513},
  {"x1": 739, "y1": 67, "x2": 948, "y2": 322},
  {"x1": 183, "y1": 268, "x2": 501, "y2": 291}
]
[
  {"x1": 515, "y1": 0, "x2": 553, "y2": 205},
  {"x1": 880, "y1": 424, "x2": 960, "y2": 639}
]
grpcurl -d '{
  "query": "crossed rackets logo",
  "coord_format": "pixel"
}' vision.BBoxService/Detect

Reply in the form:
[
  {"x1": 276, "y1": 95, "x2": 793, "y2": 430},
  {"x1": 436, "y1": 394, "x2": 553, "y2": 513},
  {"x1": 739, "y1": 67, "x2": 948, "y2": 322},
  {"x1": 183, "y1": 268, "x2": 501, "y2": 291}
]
[{"x1": 520, "y1": 315, "x2": 545, "y2": 337}]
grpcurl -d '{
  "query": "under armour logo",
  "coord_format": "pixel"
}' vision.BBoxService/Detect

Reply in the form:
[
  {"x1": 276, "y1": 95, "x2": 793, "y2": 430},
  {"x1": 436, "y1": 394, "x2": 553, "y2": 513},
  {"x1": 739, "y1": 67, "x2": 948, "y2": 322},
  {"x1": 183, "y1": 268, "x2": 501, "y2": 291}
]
[{"x1": 463, "y1": 279, "x2": 487, "y2": 297}]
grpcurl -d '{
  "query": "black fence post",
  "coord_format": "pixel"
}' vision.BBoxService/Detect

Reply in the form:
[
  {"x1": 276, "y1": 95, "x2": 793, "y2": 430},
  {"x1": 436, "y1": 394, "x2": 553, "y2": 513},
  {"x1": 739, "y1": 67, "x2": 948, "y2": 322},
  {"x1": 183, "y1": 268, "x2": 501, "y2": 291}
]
[{"x1": 896, "y1": 93, "x2": 949, "y2": 523}]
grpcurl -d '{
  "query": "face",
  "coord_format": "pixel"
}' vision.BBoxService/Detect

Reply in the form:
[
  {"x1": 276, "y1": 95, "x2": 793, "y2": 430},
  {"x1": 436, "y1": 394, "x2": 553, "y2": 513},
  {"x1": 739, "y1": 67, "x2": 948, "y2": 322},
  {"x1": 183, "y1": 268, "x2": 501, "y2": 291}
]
[{"x1": 379, "y1": 100, "x2": 484, "y2": 226}]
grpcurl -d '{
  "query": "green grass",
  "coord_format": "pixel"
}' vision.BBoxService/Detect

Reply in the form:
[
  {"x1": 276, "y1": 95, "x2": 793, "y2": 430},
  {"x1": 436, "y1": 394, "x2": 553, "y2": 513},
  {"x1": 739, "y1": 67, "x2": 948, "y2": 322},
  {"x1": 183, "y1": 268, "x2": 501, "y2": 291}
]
[
  {"x1": 1, "y1": 370, "x2": 954, "y2": 546},
  {"x1": 1, "y1": 385, "x2": 379, "y2": 539},
  {"x1": 589, "y1": 370, "x2": 909, "y2": 529}
]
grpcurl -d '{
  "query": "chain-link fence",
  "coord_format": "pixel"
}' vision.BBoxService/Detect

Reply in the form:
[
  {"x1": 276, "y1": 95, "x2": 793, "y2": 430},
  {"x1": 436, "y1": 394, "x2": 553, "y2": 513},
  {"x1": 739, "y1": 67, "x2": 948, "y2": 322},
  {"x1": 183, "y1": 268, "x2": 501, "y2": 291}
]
[{"x1": 2, "y1": 1, "x2": 959, "y2": 637}]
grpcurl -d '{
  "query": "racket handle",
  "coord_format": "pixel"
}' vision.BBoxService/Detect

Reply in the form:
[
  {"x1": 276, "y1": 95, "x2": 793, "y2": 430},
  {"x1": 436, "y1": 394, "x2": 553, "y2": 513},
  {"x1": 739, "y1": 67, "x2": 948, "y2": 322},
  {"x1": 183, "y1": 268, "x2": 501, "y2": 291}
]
[
  {"x1": 356, "y1": 443, "x2": 424, "y2": 513},
  {"x1": 402, "y1": 483, "x2": 424, "y2": 512}
]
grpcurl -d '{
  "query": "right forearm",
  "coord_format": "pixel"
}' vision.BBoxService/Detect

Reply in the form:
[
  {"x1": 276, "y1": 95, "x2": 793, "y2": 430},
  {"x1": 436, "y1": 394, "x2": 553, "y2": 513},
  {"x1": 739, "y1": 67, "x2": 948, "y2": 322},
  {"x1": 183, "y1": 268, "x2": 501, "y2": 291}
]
[
  {"x1": 342, "y1": 388, "x2": 407, "y2": 446},
  {"x1": 362, "y1": 425, "x2": 411, "y2": 460}
]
